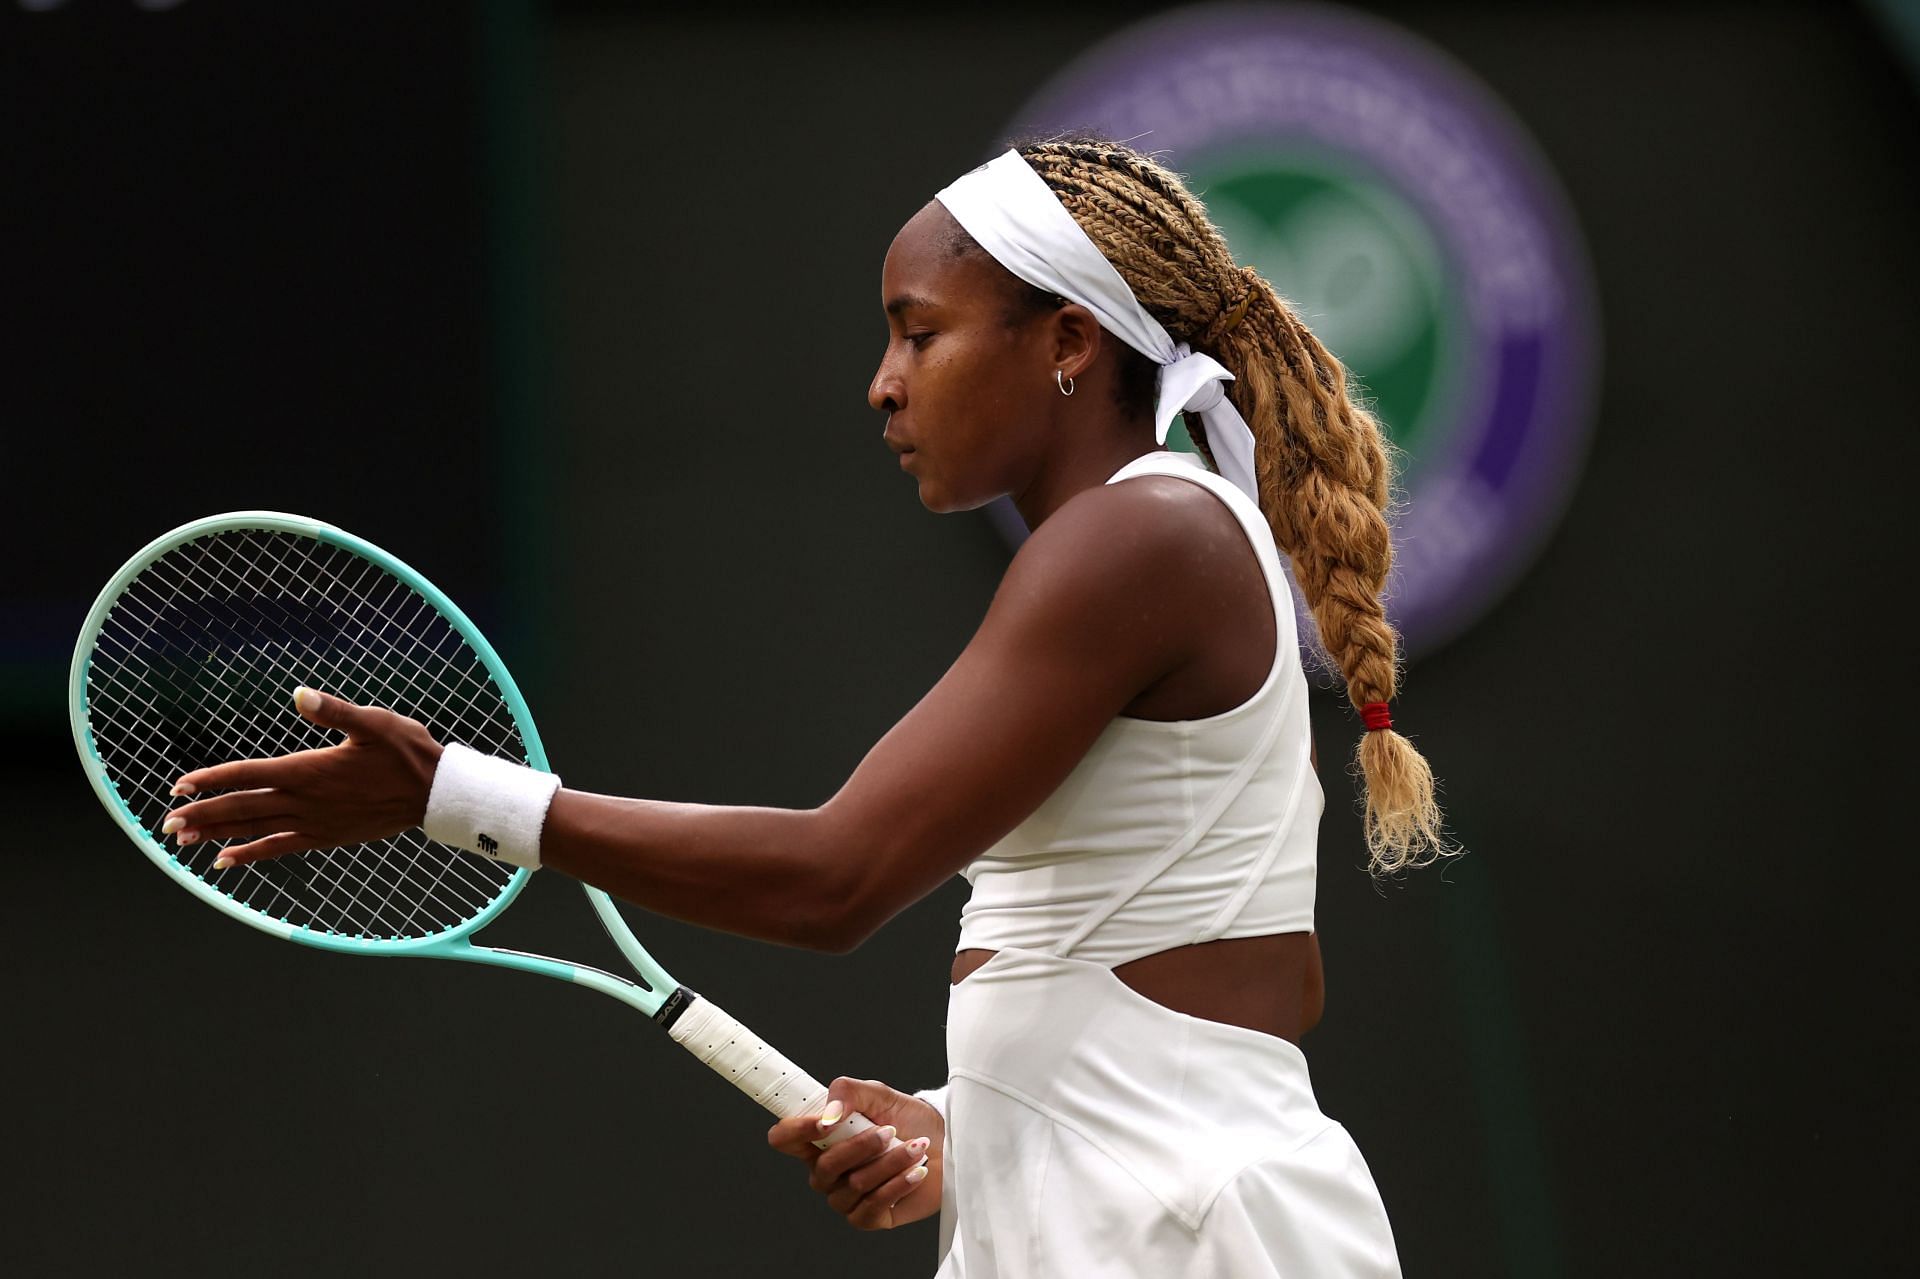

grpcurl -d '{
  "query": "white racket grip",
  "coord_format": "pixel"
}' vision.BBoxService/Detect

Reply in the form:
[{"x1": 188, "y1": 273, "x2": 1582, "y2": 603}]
[{"x1": 664, "y1": 994, "x2": 882, "y2": 1151}]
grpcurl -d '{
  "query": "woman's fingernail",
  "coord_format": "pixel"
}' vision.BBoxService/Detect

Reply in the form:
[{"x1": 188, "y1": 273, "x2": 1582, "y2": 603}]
[
  {"x1": 874, "y1": 1125, "x2": 897, "y2": 1144},
  {"x1": 210, "y1": 857, "x2": 233, "y2": 871},
  {"x1": 169, "y1": 782, "x2": 196, "y2": 798},
  {"x1": 905, "y1": 1163, "x2": 929, "y2": 1185},
  {"x1": 818, "y1": 1099, "x2": 844, "y2": 1127},
  {"x1": 161, "y1": 816, "x2": 184, "y2": 835},
  {"x1": 907, "y1": 1136, "x2": 930, "y2": 1154},
  {"x1": 293, "y1": 686, "x2": 318, "y2": 714},
  {"x1": 177, "y1": 829, "x2": 200, "y2": 846}
]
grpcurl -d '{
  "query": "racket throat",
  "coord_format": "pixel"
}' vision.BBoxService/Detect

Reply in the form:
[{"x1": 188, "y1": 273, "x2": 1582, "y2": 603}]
[{"x1": 651, "y1": 984, "x2": 699, "y2": 1030}]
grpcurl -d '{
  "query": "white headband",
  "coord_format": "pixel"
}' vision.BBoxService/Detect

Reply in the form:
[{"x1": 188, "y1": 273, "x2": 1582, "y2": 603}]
[{"x1": 934, "y1": 149, "x2": 1260, "y2": 503}]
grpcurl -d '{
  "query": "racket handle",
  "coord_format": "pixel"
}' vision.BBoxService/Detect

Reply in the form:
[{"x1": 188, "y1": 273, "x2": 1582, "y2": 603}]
[{"x1": 661, "y1": 990, "x2": 884, "y2": 1151}]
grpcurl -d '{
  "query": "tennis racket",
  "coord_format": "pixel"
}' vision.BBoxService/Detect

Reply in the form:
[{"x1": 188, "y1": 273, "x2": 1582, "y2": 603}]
[{"x1": 69, "y1": 511, "x2": 878, "y2": 1150}]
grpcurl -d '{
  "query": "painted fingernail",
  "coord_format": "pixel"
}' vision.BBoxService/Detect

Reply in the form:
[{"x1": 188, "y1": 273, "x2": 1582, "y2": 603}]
[
  {"x1": 177, "y1": 829, "x2": 200, "y2": 846},
  {"x1": 210, "y1": 857, "x2": 233, "y2": 871},
  {"x1": 818, "y1": 1099, "x2": 844, "y2": 1127},
  {"x1": 161, "y1": 816, "x2": 184, "y2": 835},
  {"x1": 874, "y1": 1125, "x2": 897, "y2": 1144},
  {"x1": 169, "y1": 782, "x2": 196, "y2": 798},
  {"x1": 907, "y1": 1136, "x2": 930, "y2": 1154},
  {"x1": 905, "y1": 1164, "x2": 929, "y2": 1185},
  {"x1": 293, "y1": 685, "x2": 318, "y2": 713}
]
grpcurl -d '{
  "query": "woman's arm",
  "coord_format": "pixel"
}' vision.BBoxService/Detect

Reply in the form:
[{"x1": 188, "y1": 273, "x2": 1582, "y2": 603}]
[
  {"x1": 169, "y1": 478, "x2": 1237, "y2": 951},
  {"x1": 535, "y1": 479, "x2": 1223, "y2": 951}
]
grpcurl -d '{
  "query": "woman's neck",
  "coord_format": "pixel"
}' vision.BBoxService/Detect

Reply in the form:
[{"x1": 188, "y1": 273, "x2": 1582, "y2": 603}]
[{"x1": 1012, "y1": 427, "x2": 1161, "y2": 531}]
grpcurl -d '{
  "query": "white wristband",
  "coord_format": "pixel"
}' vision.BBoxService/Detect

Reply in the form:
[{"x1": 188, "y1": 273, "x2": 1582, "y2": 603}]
[{"x1": 422, "y1": 742, "x2": 561, "y2": 871}]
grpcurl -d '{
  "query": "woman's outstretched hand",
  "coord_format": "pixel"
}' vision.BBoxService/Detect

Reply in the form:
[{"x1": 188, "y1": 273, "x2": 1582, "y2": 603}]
[
  {"x1": 162, "y1": 686, "x2": 443, "y2": 870},
  {"x1": 768, "y1": 1077, "x2": 943, "y2": 1231}
]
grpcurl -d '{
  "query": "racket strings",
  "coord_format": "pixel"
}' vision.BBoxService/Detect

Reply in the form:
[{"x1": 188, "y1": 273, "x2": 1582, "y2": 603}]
[
  {"x1": 91, "y1": 539, "x2": 488, "y2": 938},
  {"x1": 93, "y1": 533, "x2": 508, "y2": 937},
  {"x1": 84, "y1": 528, "x2": 521, "y2": 939}
]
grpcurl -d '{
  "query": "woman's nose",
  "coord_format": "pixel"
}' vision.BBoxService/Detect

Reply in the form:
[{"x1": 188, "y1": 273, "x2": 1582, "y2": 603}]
[{"x1": 869, "y1": 367, "x2": 903, "y2": 414}]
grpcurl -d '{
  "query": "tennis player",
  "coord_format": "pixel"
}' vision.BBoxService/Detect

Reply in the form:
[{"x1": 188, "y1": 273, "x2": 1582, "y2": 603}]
[{"x1": 166, "y1": 139, "x2": 1444, "y2": 1276}]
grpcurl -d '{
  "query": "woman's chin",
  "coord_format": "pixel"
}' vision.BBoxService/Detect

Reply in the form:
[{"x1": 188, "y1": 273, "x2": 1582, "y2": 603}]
[
  {"x1": 917, "y1": 483, "x2": 980, "y2": 515},
  {"x1": 913, "y1": 477, "x2": 955, "y2": 513},
  {"x1": 909, "y1": 468, "x2": 998, "y2": 514}
]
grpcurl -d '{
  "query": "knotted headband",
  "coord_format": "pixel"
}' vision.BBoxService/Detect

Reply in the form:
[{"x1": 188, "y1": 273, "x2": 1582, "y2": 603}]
[{"x1": 934, "y1": 149, "x2": 1261, "y2": 503}]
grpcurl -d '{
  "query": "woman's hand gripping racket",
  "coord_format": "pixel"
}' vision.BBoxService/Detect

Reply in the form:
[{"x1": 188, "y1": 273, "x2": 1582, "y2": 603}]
[{"x1": 69, "y1": 511, "x2": 882, "y2": 1153}]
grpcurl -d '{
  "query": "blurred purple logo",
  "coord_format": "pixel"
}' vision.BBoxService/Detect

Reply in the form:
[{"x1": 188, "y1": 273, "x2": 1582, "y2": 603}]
[{"x1": 1002, "y1": 3, "x2": 1599, "y2": 657}]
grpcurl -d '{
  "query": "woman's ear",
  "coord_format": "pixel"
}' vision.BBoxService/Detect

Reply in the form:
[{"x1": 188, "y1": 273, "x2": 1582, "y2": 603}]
[{"x1": 1049, "y1": 303, "x2": 1103, "y2": 380}]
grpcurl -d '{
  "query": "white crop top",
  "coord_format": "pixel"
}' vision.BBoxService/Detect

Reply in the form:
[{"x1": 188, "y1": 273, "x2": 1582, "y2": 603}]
[{"x1": 956, "y1": 452, "x2": 1323, "y2": 968}]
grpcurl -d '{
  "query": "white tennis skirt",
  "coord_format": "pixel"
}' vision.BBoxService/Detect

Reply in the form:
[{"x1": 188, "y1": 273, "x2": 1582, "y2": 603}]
[{"x1": 932, "y1": 948, "x2": 1401, "y2": 1277}]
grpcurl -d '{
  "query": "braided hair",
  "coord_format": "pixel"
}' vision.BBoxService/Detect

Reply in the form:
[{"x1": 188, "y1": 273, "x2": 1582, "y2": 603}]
[{"x1": 1008, "y1": 138, "x2": 1449, "y2": 874}]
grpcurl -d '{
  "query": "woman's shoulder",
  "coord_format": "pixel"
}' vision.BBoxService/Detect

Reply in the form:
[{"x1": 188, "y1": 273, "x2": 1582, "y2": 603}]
[
  {"x1": 987, "y1": 472, "x2": 1263, "y2": 661},
  {"x1": 1012, "y1": 470, "x2": 1256, "y2": 591}
]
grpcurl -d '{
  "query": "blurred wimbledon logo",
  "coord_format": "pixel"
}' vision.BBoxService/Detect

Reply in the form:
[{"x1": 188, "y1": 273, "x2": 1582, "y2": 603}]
[
  {"x1": 1197, "y1": 156, "x2": 1458, "y2": 481},
  {"x1": 1006, "y1": 2, "x2": 1600, "y2": 658}
]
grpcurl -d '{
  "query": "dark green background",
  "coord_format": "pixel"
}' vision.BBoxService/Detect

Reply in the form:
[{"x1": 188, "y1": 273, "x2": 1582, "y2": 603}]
[{"x1": 4, "y1": 2, "x2": 1913, "y2": 1275}]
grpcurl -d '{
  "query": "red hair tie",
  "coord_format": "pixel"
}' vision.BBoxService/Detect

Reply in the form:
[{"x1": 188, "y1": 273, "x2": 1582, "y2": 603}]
[{"x1": 1361, "y1": 701, "x2": 1393, "y2": 732}]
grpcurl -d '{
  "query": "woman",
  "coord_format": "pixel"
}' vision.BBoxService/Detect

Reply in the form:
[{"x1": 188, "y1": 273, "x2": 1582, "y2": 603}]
[{"x1": 165, "y1": 139, "x2": 1444, "y2": 1276}]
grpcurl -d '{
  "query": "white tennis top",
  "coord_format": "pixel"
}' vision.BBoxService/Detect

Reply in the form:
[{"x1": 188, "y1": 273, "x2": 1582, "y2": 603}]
[{"x1": 956, "y1": 451, "x2": 1323, "y2": 968}]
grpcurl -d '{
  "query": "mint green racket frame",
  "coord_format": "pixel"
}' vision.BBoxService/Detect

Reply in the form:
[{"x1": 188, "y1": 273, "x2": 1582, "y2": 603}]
[{"x1": 69, "y1": 511, "x2": 677, "y2": 1015}]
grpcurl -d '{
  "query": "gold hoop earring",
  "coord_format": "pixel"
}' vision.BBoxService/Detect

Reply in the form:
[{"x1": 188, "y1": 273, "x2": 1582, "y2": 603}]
[{"x1": 1056, "y1": 369, "x2": 1075, "y2": 397}]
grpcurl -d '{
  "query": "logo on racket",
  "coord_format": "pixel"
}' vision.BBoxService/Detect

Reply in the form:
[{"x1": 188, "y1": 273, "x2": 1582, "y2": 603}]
[
  {"x1": 476, "y1": 833, "x2": 500, "y2": 859},
  {"x1": 1007, "y1": 2, "x2": 1600, "y2": 656}
]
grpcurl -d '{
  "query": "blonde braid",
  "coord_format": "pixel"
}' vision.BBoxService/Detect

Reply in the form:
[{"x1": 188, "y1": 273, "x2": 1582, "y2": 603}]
[{"x1": 1020, "y1": 140, "x2": 1449, "y2": 874}]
